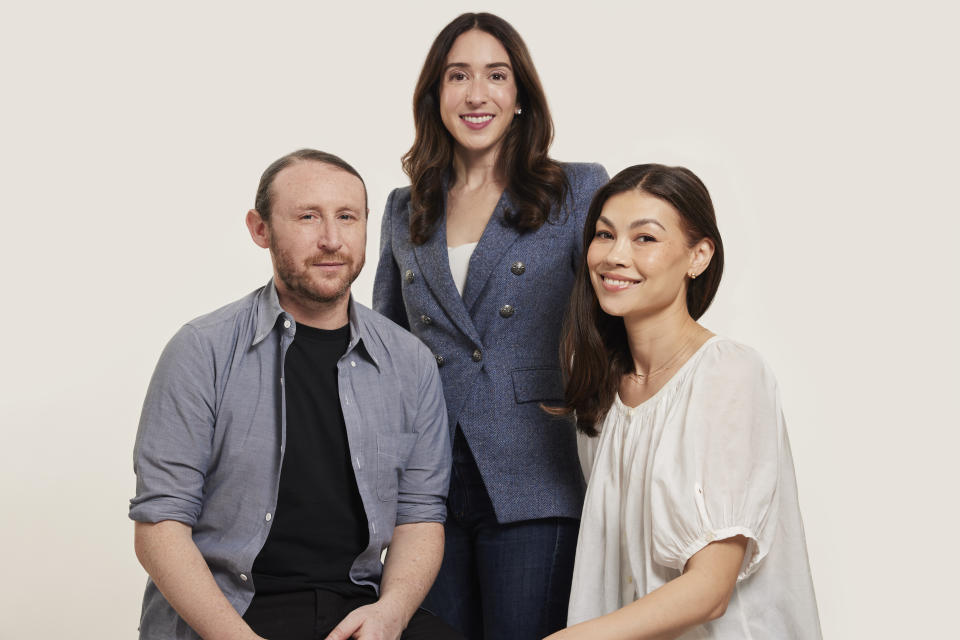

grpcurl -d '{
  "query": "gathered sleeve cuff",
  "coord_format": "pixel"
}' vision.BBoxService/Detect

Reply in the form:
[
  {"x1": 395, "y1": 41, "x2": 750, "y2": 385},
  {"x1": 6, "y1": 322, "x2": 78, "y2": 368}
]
[{"x1": 651, "y1": 340, "x2": 784, "y2": 581}]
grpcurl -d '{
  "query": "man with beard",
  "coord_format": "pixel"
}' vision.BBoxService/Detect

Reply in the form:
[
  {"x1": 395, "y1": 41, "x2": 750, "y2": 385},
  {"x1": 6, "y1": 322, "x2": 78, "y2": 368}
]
[{"x1": 130, "y1": 150, "x2": 459, "y2": 640}]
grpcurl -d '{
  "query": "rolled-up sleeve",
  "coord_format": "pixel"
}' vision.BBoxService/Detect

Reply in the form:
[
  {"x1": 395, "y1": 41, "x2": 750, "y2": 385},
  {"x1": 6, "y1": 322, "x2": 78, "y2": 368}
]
[
  {"x1": 395, "y1": 343, "x2": 450, "y2": 525},
  {"x1": 129, "y1": 324, "x2": 215, "y2": 526}
]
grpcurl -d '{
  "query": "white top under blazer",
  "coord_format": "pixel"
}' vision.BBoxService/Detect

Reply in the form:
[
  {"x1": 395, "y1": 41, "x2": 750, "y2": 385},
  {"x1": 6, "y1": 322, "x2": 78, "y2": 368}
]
[
  {"x1": 447, "y1": 242, "x2": 478, "y2": 296},
  {"x1": 568, "y1": 336, "x2": 822, "y2": 639}
]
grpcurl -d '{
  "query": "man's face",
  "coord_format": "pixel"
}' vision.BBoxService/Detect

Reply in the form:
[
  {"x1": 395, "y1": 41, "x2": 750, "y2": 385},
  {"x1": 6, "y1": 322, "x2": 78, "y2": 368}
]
[{"x1": 258, "y1": 161, "x2": 367, "y2": 307}]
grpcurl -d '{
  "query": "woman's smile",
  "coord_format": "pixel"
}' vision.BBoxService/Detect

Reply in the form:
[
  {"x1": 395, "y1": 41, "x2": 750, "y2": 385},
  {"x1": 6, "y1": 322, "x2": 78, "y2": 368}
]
[{"x1": 599, "y1": 274, "x2": 642, "y2": 291}]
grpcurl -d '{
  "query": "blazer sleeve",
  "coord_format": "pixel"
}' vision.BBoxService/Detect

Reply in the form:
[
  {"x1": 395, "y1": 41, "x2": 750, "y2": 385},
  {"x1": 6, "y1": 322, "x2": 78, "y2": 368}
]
[
  {"x1": 372, "y1": 187, "x2": 409, "y2": 330},
  {"x1": 570, "y1": 163, "x2": 610, "y2": 268}
]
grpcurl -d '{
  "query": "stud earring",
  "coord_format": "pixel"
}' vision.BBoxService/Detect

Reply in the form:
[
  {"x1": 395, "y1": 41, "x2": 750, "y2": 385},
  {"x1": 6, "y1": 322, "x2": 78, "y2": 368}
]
[
  {"x1": 688, "y1": 272, "x2": 698, "y2": 279},
  {"x1": 515, "y1": 106, "x2": 522, "y2": 115}
]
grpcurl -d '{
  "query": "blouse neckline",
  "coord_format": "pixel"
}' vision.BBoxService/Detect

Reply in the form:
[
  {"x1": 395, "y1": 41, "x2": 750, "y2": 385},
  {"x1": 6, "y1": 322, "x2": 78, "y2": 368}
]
[
  {"x1": 447, "y1": 241, "x2": 479, "y2": 251},
  {"x1": 614, "y1": 335, "x2": 722, "y2": 415}
]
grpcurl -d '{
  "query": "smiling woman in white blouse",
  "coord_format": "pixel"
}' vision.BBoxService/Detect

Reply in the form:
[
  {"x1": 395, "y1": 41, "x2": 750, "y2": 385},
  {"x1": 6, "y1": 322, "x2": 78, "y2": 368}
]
[{"x1": 545, "y1": 164, "x2": 822, "y2": 640}]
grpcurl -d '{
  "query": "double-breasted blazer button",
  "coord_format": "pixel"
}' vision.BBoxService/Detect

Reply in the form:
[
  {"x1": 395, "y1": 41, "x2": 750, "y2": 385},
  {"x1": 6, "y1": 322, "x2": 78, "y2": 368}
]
[
  {"x1": 499, "y1": 304, "x2": 515, "y2": 318},
  {"x1": 471, "y1": 349, "x2": 483, "y2": 362},
  {"x1": 511, "y1": 261, "x2": 526, "y2": 276},
  {"x1": 404, "y1": 269, "x2": 415, "y2": 283},
  {"x1": 435, "y1": 354, "x2": 445, "y2": 367},
  {"x1": 420, "y1": 314, "x2": 433, "y2": 325}
]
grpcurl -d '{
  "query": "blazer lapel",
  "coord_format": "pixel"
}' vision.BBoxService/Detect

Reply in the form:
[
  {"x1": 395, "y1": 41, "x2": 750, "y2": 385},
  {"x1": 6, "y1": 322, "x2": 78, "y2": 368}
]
[
  {"x1": 461, "y1": 191, "x2": 522, "y2": 312},
  {"x1": 412, "y1": 208, "x2": 483, "y2": 346}
]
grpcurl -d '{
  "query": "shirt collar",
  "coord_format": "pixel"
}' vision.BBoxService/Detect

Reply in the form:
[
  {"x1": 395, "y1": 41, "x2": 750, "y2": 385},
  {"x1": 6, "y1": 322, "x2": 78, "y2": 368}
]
[
  {"x1": 346, "y1": 297, "x2": 381, "y2": 371},
  {"x1": 251, "y1": 279, "x2": 381, "y2": 372},
  {"x1": 252, "y1": 279, "x2": 288, "y2": 346}
]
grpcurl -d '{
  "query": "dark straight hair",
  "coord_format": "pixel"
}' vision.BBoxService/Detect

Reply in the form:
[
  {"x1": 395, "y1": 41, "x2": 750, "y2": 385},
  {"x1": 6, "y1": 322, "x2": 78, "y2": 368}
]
[
  {"x1": 254, "y1": 148, "x2": 367, "y2": 221},
  {"x1": 555, "y1": 164, "x2": 725, "y2": 435},
  {"x1": 403, "y1": 12, "x2": 569, "y2": 244}
]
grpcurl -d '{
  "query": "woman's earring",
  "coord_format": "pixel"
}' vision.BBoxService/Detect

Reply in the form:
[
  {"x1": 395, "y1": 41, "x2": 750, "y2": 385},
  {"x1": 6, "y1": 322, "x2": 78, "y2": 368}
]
[
  {"x1": 688, "y1": 271, "x2": 698, "y2": 279},
  {"x1": 515, "y1": 106, "x2": 522, "y2": 115}
]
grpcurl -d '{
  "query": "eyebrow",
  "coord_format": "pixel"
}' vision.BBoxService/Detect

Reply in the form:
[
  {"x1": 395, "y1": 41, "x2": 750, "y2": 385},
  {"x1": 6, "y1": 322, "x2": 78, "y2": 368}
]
[
  {"x1": 444, "y1": 62, "x2": 512, "y2": 72},
  {"x1": 597, "y1": 215, "x2": 666, "y2": 231},
  {"x1": 295, "y1": 204, "x2": 362, "y2": 214}
]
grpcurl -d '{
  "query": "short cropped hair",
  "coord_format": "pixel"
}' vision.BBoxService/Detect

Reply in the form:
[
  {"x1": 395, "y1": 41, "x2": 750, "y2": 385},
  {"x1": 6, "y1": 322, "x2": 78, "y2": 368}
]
[{"x1": 254, "y1": 149, "x2": 367, "y2": 221}]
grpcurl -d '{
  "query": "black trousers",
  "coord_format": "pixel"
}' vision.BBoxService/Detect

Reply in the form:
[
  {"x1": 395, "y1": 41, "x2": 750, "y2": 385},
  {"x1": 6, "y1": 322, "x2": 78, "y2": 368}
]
[{"x1": 242, "y1": 589, "x2": 464, "y2": 640}]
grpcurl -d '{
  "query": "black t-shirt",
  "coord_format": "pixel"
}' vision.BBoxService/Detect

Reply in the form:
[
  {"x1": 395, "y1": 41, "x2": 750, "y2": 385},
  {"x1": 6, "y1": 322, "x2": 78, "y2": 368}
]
[{"x1": 251, "y1": 322, "x2": 374, "y2": 597}]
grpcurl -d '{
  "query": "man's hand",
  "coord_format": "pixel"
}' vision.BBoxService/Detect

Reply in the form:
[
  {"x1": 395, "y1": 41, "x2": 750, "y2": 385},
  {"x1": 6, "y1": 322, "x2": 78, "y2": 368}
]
[
  {"x1": 324, "y1": 601, "x2": 405, "y2": 640},
  {"x1": 325, "y1": 522, "x2": 443, "y2": 639}
]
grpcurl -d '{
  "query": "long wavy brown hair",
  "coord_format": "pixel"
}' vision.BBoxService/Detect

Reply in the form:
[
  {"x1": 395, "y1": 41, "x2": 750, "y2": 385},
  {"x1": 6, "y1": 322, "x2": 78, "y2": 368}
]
[
  {"x1": 553, "y1": 164, "x2": 725, "y2": 436},
  {"x1": 403, "y1": 12, "x2": 569, "y2": 245}
]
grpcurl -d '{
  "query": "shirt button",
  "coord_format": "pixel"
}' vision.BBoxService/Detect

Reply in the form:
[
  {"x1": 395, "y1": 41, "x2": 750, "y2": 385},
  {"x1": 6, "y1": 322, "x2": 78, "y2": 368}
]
[
  {"x1": 420, "y1": 314, "x2": 432, "y2": 325},
  {"x1": 404, "y1": 269, "x2": 415, "y2": 284},
  {"x1": 499, "y1": 304, "x2": 515, "y2": 318},
  {"x1": 435, "y1": 354, "x2": 445, "y2": 367},
  {"x1": 239, "y1": 573, "x2": 248, "y2": 582},
  {"x1": 265, "y1": 513, "x2": 272, "y2": 522},
  {"x1": 472, "y1": 349, "x2": 482, "y2": 362},
  {"x1": 350, "y1": 360, "x2": 357, "y2": 367},
  {"x1": 511, "y1": 261, "x2": 526, "y2": 276},
  {"x1": 283, "y1": 320, "x2": 291, "y2": 329}
]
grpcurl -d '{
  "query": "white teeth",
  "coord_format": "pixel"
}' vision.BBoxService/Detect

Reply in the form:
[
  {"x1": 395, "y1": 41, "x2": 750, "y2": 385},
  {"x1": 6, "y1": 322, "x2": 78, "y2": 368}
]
[
  {"x1": 462, "y1": 115, "x2": 493, "y2": 124},
  {"x1": 604, "y1": 277, "x2": 638, "y2": 288}
]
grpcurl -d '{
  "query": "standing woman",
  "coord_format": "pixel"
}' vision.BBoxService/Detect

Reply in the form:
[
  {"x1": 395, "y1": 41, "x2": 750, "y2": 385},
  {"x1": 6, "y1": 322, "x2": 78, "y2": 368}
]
[
  {"x1": 373, "y1": 12, "x2": 608, "y2": 640},
  {"x1": 548, "y1": 165, "x2": 821, "y2": 639}
]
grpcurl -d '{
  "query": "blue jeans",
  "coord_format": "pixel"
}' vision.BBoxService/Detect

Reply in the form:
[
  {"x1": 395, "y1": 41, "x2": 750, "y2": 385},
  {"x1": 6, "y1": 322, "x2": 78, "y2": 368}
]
[{"x1": 423, "y1": 429, "x2": 579, "y2": 640}]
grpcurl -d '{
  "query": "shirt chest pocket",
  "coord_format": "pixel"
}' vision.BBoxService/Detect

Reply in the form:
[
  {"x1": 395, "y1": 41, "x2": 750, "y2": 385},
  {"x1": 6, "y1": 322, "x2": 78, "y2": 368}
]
[{"x1": 376, "y1": 432, "x2": 418, "y2": 502}]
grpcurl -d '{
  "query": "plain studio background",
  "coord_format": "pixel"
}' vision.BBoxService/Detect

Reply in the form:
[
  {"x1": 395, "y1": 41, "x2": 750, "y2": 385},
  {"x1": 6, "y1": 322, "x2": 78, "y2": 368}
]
[{"x1": 1, "y1": 1, "x2": 957, "y2": 637}]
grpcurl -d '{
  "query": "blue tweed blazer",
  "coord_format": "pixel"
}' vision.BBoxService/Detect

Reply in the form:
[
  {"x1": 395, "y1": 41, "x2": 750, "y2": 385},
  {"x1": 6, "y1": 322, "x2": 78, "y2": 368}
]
[{"x1": 373, "y1": 162, "x2": 609, "y2": 523}]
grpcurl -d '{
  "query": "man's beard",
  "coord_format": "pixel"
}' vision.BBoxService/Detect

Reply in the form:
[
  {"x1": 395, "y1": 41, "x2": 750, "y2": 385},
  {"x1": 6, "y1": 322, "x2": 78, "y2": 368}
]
[{"x1": 270, "y1": 243, "x2": 363, "y2": 306}]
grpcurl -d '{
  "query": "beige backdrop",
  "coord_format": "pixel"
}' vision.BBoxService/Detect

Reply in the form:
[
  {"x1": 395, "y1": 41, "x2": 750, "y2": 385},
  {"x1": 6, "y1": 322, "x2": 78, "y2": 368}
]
[{"x1": 1, "y1": 0, "x2": 957, "y2": 637}]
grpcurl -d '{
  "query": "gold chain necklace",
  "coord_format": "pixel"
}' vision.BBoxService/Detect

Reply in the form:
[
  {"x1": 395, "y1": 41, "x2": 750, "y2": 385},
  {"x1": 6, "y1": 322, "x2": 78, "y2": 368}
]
[{"x1": 628, "y1": 331, "x2": 701, "y2": 385}]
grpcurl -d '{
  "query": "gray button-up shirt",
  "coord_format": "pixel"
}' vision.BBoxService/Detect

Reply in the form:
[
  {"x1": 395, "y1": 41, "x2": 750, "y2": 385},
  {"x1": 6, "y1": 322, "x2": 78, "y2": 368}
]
[{"x1": 129, "y1": 280, "x2": 450, "y2": 639}]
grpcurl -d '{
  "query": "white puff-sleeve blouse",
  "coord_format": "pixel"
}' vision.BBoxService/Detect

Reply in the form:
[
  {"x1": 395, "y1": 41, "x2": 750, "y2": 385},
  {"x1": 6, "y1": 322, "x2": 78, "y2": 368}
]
[{"x1": 568, "y1": 337, "x2": 821, "y2": 639}]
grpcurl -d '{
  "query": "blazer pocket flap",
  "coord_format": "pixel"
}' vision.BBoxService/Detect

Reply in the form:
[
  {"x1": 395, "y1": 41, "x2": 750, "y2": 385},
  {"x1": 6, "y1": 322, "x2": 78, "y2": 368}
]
[{"x1": 511, "y1": 367, "x2": 563, "y2": 404}]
